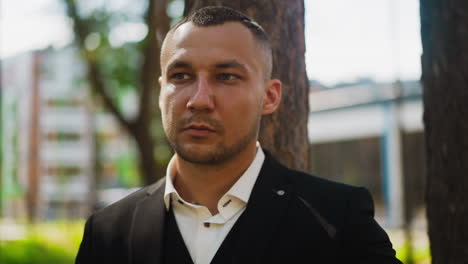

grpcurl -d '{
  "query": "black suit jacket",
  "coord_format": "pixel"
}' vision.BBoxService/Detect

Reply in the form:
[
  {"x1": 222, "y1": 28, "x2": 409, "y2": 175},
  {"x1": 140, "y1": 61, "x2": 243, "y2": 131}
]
[{"x1": 75, "y1": 152, "x2": 402, "y2": 264}]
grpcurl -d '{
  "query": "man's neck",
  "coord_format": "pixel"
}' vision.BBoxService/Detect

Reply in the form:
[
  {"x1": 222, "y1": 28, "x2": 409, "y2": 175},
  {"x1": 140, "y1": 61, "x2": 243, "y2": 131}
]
[{"x1": 173, "y1": 142, "x2": 258, "y2": 215}]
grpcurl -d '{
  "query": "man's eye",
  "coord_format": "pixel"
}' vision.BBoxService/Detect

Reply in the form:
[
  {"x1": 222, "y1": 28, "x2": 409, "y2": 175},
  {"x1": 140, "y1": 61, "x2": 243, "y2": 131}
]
[
  {"x1": 171, "y1": 73, "x2": 191, "y2": 80},
  {"x1": 217, "y1": 73, "x2": 239, "y2": 81}
]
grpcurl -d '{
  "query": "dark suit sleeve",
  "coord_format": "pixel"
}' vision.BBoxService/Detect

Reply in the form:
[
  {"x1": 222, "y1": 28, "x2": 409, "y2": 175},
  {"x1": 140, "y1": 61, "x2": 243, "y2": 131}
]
[
  {"x1": 75, "y1": 215, "x2": 94, "y2": 264},
  {"x1": 341, "y1": 187, "x2": 403, "y2": 264}
]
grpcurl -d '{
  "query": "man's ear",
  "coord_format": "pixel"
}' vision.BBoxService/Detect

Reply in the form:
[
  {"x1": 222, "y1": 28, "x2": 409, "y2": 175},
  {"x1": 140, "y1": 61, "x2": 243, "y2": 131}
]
[{"x1": 262, "y1": 79, "x2": 282, "y2": 115}]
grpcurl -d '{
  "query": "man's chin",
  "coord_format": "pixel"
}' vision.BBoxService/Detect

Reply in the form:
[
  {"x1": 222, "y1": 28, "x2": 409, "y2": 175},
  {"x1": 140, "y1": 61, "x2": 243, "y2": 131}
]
[
  {"x1": 171, "y1": 131, "x2": 257, "y2": 165},
  {"x1": 174, "y1": 143, "x2": 229, "y2": 165},
  {"x1": 177, "y1": 150, "x2": 224, "y2": 165}
]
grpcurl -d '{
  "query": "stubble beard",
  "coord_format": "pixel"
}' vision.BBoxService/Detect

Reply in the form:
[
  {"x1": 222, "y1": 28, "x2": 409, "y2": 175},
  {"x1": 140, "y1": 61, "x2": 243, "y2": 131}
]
[{"x1": 168, "y1": 115, "x2": 261, "y2": 165}]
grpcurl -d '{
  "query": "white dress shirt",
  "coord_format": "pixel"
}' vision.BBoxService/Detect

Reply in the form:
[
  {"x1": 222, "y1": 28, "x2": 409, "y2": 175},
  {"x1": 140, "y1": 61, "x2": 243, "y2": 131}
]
[{"x1": 163, "y1": 143, "x2": 265, "y2": 264}]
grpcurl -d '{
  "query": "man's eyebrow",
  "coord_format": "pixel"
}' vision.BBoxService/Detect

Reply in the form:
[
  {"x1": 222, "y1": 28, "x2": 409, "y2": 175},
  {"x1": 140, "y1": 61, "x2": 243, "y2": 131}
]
[
  {"x1": 166, "y1": 61, "x2": 192, "y2": 73},
  {"x1": 214, "y1": 60, "x2": 248, "y2": 72}
]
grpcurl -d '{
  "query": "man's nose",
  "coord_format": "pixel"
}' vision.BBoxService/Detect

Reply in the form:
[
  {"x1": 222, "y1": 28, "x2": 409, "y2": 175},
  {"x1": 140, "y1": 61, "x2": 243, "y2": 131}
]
[{"x1": 186, "y1": 76, "x2": 215, "y2": 111}]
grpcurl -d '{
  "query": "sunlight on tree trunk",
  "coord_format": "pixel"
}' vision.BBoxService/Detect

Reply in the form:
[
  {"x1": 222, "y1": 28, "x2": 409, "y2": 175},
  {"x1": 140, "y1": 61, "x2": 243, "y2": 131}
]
[{"x1": 420, "y1": 0, "x2": 468, "y2": 263}]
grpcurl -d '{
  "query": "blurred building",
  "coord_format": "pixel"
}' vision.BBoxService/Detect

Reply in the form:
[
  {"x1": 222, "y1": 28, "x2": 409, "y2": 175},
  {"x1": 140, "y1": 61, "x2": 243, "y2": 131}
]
[
  {"x1": 1, "y1": 47, "x2": 138, "y2": 220},
  {"x1": 308, "y1": 80, "x2": 425, "y2": 228}
]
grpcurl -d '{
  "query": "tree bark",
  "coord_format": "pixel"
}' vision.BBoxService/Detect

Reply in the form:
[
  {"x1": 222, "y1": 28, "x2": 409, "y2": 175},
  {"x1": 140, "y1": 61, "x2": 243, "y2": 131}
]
[
  {"x1": 420, "y1": 0, "x2": 468, "y2": 263},
  {"x1": 131, "y1": 121, "x2": 166, "y2": 185},
  {"x1": 134, "y1": 0, "x2": 171, "y2": 185},
  {"x1": 184, "y1": 0, "x2": 310, "y2": 171}
]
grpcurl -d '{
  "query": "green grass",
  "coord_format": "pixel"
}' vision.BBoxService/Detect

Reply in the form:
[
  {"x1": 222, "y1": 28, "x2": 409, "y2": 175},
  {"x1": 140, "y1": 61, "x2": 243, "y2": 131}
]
[
  {"x1": 0, "y1": 221, "x2": 84, "y2": 264},
  {"x1": 396, "y1": 241, "x2": 431, "y2": 264}
]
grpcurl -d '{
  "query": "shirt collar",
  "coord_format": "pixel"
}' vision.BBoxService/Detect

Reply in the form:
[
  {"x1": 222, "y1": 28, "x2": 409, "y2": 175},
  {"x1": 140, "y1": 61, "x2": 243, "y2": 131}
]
[
  {"x1": 225, "y1": 143, "x2": 264, "y2": 203},
  {"x1": 163, "y1": 142, "x2": 265, "y2": 210},
  {"x1": 163, "y1": 155, "x2": 179, "y2": 210}
]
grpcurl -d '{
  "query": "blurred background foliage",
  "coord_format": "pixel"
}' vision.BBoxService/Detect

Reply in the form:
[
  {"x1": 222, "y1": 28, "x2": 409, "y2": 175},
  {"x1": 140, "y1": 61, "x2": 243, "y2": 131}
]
[
  {"x1": 62, "y1": 0, "x2": 186, "y2": 186},
  {"x1": 0, "y1": 221, "x2": 83, "y2": 264}
]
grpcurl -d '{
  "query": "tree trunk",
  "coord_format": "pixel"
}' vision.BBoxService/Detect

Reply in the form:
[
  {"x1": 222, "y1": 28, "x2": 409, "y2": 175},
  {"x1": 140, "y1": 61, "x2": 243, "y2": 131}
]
[
  {"x1": 26, "y1": 52, "x2": 42, "y2": 222},
  {"x1": 184, "y1": 0, "x2": 310, "y2": 171},
  {"x1": 420, "y1": 0, "x2": 468, "y2": 263},
  {"x1": 132, "y1": 122, "x2": 165, "y2": 185}
]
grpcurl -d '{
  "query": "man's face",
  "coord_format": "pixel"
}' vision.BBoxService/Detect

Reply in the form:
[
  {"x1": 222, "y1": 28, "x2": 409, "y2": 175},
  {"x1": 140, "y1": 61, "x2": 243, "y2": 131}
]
[{"x1": 159, "y1": 22, "x2": 278, "y2": 164}]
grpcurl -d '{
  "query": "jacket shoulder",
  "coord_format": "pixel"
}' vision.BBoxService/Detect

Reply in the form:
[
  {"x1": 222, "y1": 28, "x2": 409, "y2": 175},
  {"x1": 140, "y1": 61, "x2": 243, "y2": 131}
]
[
  {"x1": 267, "y1": 155, "x2": 370, "y2": 229},
  {"x1": 287, "y1": 168, "x2": 363, "y2": 198},
  {"x1": 264, "y1": 150, "x2": 362, "y2": 198},
  {"x1": 91, "y1": 178, "x2": 165, "y2": 226}
]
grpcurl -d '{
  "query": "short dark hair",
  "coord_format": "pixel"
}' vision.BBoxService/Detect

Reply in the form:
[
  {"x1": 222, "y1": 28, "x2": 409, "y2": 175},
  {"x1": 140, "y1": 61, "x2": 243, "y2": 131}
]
[
  {"x1": 163, "y1": 6, "x2": 273, "y2": 79},
  {"x1": 186, "y1": 6, "x2": 269, "y2": 43}
]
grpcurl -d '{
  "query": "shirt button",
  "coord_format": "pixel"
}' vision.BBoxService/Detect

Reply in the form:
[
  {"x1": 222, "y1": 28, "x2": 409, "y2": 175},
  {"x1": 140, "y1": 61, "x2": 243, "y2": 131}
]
[{"x1": 276, "y1": 190, "x2": 285, "y2": 196}]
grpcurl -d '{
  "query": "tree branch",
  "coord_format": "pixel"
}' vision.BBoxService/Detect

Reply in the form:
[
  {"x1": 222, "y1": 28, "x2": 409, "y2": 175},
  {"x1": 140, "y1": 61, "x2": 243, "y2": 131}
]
[
  {"x1": 63, "y1": 0, "x2": 133, "y2": 132},
  {"x1": 138, "y1": 0, "x2": 171, "y2": 125}
]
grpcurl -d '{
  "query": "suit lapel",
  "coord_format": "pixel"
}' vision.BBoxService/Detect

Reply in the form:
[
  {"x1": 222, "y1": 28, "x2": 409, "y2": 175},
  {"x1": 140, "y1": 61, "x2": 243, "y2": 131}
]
[
  {"x1": 129, "y1": 179, "x2": 166, "y2": 264},
  {"x1": 128, "y1": 153, "x2": 293, "y2": 264},
  {"x1": 230, "y1": 153, "x2": 293, "y2": 264}
]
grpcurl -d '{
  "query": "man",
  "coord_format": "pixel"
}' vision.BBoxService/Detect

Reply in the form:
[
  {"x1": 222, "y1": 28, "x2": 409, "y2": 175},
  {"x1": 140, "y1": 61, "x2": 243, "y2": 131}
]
[{"x1": 76, "y1": 6, "x2": 402, "y2": 264}]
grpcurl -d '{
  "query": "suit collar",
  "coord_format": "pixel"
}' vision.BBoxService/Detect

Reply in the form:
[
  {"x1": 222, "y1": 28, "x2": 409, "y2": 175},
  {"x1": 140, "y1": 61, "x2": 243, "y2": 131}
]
[
  {"x1": 130, "y1": 151, "x2": 293, "y2": 264},
  {"x1": 130, "y1": 178, "x2": 166, "y2": 264}
]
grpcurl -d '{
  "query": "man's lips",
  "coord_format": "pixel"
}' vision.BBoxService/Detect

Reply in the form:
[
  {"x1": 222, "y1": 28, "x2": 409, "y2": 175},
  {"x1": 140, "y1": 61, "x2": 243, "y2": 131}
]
[
  {"x1": 183, "y1": 124, "x2": 216, "y2": 136},
  {"x1": 184, "y1": 123, "x2": 216, "y2": 131}
]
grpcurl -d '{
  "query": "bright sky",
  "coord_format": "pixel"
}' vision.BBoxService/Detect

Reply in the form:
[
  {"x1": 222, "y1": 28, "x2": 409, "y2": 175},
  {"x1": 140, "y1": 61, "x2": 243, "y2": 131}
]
[
  {"x1": 305, "y1": 0, "x2": 421, "y2": 85},
  {"x1": 1, "y1": 0, "x2": 421, "y2": 86},
  {"x1": 0, "y1": 0, "x2": 73, "y2": 58}
]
